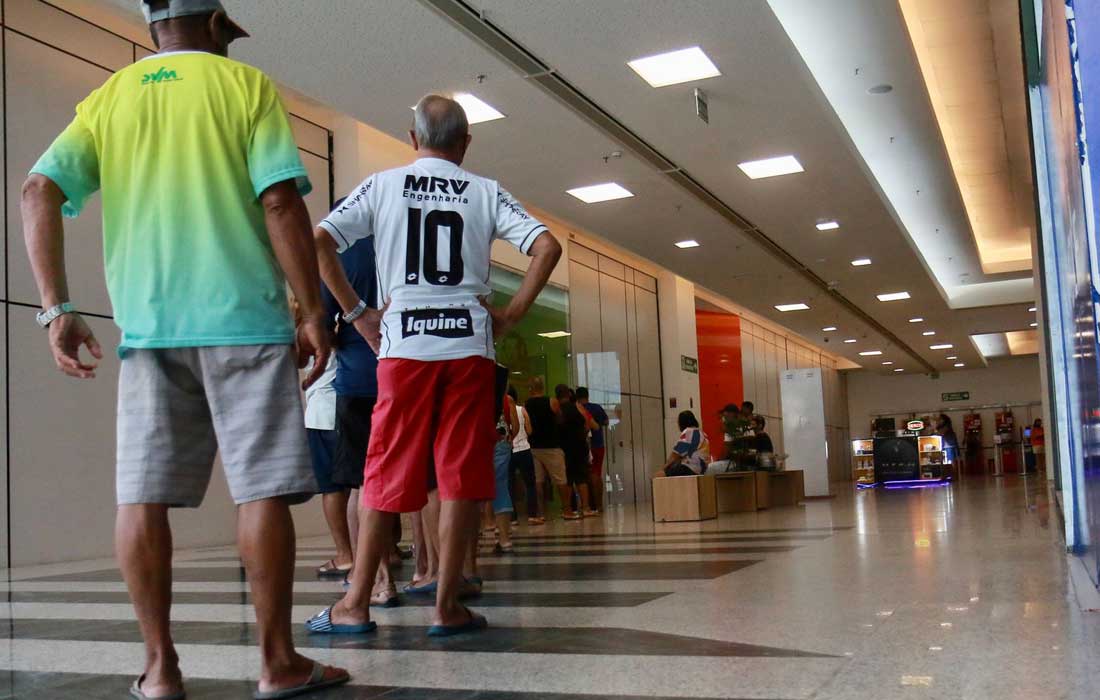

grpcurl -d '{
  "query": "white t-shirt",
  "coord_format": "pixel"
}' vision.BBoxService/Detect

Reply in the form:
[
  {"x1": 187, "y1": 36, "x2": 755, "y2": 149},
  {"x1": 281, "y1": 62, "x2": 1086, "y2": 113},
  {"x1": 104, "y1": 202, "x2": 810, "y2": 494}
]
[
  {"x1": 319, "y1": 157, "x2": 548, "y2": 361},
  {"x1": 303, "y1": 355, "x2": 337, "y2": 430}
]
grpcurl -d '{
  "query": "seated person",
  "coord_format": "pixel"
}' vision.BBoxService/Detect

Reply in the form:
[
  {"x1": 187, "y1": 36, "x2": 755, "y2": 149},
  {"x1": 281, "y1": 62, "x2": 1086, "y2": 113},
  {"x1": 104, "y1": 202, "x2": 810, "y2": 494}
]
[
  {"x1": 655, "y1": 411, "x2": 710, "y2": 478},
  {"x1": 753, "y1": 416, "x2": 774, "y2": 454}
]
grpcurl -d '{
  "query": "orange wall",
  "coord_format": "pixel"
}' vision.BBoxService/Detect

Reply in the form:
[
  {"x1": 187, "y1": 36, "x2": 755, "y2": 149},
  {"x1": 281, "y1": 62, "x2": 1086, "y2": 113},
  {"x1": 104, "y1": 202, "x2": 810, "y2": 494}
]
[{"x1": 696, "y1": 310, "x2": 744, "y2": 458}]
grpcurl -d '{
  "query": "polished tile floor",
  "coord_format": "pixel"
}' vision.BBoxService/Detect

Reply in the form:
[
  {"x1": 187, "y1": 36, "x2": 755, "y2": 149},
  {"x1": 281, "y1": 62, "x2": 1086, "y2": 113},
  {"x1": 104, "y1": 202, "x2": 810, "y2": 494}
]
[{"x1": 1, "y1": 475, "x2": 1098, "y2": 699}]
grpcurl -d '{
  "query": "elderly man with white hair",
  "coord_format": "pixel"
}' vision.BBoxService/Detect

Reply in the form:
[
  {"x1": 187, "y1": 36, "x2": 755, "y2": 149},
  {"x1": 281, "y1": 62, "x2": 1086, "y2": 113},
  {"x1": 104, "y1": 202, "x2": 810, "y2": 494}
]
[{"x1": 309, "y1": 94, "x2": 562, "y2": 636}]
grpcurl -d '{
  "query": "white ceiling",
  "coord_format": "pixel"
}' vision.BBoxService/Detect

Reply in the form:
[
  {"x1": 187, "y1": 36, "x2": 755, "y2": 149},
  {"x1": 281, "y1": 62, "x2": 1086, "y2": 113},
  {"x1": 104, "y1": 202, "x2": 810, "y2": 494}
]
[{"x1": 97, "y1": 0, "x2": 1040, "y2": 376}]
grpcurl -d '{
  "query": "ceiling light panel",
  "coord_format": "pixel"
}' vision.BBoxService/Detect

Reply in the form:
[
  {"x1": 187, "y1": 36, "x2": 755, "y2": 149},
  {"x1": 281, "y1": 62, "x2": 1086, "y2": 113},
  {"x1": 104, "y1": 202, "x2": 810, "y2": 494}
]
[
  {"x1": 822, "y1": 326, "x2": 838, "y2": 332},
  {"x1": 844, "y1": 339, "x2": 858, "y2": 344},
  {"x1": 930, "y1": 344, "x2": 953, "y2": 350},
  {"x1": 566, "y1": 183, "x2": 634, "y2": 204},
  {"x1": 538, "y1": 331, "x2": 572, "y2": 339},
  {"x1": 627, "y1": 46, "x2": 721, "y2": 88},
  {"x1": 775, "y1": 303, "x2": 810, "y2": 312},
  {"x1": 738, "y1": 155, "x2": 805, "y2": 179},
  {"x1": 859, "y1": 350, "x2": 883, "y2": 356},
  {"x1": 851, "y1": 258, "x2": 872, "y2": 266},
  {"x1": 452, "y1": 93, "x2": 506, "y2": 124},
  {"x1": 954, "y1": 363, "x2": 965, "y2": 368},
  {"x1": 922, "y1": 331, "x2": 936, "y2": 336},
  {"x1": 675, "y1": 239, "x2": 700, "y2": 249},
  {"x1": 817, "y1": 221, "x2": 840, "y2": 231},
  {"x1": 877, "y1": 292, "x2": 912, "y2": 302},
  {"x1": 909, "y1": 317, "x2": 924, "y2": 323}
]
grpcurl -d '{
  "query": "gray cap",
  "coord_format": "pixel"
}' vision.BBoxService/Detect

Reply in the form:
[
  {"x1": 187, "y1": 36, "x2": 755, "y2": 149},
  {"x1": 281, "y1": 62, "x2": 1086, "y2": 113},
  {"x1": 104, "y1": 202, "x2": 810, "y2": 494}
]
[{"x1": 141, "y1": 0, "x2": 249, "y2": 39}]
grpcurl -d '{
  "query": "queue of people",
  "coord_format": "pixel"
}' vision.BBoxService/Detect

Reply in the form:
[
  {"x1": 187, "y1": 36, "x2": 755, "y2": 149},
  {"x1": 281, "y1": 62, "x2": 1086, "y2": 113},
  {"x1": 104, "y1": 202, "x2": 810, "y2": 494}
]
[{"x1": 20, "y1": 2, "x2": 564, "y2": 697}]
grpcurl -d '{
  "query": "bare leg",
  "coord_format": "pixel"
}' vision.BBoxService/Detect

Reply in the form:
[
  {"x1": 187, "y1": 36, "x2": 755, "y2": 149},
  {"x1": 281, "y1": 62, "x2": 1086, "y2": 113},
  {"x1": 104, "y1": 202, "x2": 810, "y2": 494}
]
[
  {"x1": 346, "y1": 488, "x2": 360, "y2": 549},
  {"x1": 322, "y1": 490, "x2": 353, "y2": 567},
  {"x1": 588, "y1": 471, "x2": 603, "y2": 512},
  {"x1": 422, "y1": 491, "x2": 441, "y2": 583},
  {"x1": 494, "y1": 511, "x2": 513, "y2": 548},
  {"x1": 411, "y1": 512, "x2": 428, "y2": 582},
  {"x1": 329, "y1": 506, "x2": 395, "y2": 625},
  {"x1": 576, "y1": 483, "x2": 592, "y2": 513},
  {"x1": 435, "y1": 499, "x2": 481, "y2": 626},
  {"x1": 238, "y1": 498, "x2": 346, "y2": 694},
  {"x1": 116, "y1": 504, "x2": 181, "y2": 698},
  {"x1": 558, "y1": 484, "x2": 577, "y2": 517}
]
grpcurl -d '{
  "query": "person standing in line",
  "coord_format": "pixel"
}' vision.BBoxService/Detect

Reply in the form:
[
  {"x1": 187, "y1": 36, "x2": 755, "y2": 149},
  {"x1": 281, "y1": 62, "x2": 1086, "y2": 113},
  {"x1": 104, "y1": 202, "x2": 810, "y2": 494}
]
[
  {"x1": 309, "y1": 94, "x2": 561, "y2": 636},
  {"x1": 1030, "y1": 418, "x2": 1045, "y2": 471},
  {"x1": 526, "y1": 377, "x2": 573, "y2": 521},
  {"x1": 20, "y1": 2, "x2": 348, "y2": 697},
  {"x1": 507, "y1": 385, "x2": 539, "y2": 523},
  {"x1": 492, "y1": 389, "x2": 518, "y2": 553},
  {"x1": 557, "y1": 385, "x2": 595, "y2": 518},
  {"x1": 575, "y1": 387, "x2": 608, "y2": 513}
]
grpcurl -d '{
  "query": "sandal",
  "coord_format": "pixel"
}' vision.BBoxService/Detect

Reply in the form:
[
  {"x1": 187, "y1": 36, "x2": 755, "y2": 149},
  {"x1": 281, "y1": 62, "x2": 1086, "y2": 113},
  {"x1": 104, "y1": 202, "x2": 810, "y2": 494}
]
[
  {"x1": 370, "y1": 584, "x2": 401, "y2": 608},
  {"x1": 316, "y1": 559, "x2": 352, "y2": 579},
  {"x1": 427, "y1": 606, "x2": 488, "y2": 637},
  {"x1": 130, "y1": 675, "x2": 185, "y2": 700},
  {"x1": 253, "y1": 661, "x2": 350, "y2": 699}
]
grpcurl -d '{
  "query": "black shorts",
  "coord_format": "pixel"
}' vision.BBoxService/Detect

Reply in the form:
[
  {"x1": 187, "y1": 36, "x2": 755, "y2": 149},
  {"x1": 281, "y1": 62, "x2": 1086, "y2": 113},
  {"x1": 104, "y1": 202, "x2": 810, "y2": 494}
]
[
  {"x1": 563, "y1": 444, "x2": 590, "y2": 485},
  {"x1": 333, "y1": 395, "x2": 376, "y2": 489}
]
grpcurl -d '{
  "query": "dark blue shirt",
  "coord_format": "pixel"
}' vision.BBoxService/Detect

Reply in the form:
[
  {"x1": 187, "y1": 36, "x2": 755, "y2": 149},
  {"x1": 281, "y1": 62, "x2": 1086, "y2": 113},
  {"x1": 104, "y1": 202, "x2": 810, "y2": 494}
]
[
  {"x1": 323, "y1": 237, "x2": 380, "y2": 398},
  {"x1": 587, "y1": 402, "x2": 609, "y2": 449}
]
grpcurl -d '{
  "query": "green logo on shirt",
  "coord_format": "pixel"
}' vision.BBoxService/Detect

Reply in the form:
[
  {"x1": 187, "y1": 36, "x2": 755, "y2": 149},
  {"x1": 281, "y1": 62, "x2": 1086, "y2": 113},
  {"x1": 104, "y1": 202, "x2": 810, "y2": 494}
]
[{"x1": 142, "y1": 67, "x2": 181, "y2": 85}]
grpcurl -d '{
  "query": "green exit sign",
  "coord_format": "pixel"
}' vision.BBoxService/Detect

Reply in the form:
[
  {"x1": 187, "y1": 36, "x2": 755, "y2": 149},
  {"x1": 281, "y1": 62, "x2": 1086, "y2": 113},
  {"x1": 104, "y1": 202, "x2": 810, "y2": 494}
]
[
  {"x1": 942, "y1": 391, "x2": 970, "y2": 402},
  {"x1": 681, "y1": 355, "x2": 699, "y2": 373}
]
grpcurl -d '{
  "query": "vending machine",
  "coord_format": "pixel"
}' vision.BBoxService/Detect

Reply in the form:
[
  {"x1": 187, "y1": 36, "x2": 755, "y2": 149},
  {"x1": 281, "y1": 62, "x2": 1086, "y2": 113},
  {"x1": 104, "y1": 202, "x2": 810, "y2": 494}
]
[
  {"x1": 963, "y1": 413, "x2": 983, "y2": 475},
  {"x1": 993, "y1": 411, "x2": 1018, "y2": 474}
]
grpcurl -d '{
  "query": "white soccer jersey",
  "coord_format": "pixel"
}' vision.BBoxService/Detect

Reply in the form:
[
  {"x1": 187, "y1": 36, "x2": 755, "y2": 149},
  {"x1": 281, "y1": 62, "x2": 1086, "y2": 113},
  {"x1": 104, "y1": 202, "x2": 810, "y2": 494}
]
[{"x1": 319, "y1": 157, "x2": 548, "y2": 361}]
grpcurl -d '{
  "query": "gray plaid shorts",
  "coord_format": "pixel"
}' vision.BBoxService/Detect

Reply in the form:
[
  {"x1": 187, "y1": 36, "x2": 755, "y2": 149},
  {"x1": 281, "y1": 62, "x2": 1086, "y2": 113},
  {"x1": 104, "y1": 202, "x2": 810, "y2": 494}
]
[{"x1": 116, "y1": 344, "x2": 316, "y2": 507}]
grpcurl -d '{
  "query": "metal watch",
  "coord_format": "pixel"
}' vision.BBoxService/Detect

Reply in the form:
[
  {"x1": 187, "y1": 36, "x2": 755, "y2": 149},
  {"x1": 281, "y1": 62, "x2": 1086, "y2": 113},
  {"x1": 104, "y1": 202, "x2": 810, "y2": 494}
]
[
  {"x1": 342, "y1": 299, "x2": 368, "y2": 324},
  {"x1": 36, "y1": 302, "x2": 75, "y2": 329}
]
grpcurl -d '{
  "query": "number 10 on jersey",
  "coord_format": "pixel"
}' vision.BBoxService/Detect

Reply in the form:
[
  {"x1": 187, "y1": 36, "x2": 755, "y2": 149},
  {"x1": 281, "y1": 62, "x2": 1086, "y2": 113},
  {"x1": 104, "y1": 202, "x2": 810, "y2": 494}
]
[{"x1": 406, "y1": 207, "x2": 465, "y2": 286}]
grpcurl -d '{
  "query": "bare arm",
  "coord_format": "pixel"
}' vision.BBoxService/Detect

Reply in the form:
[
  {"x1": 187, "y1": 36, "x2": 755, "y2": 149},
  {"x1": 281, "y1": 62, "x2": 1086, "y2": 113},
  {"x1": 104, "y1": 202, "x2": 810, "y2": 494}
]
[
  {"x1": 313, "y1": 227, "x2": 384, "y2": 353},
  {"x1": 21, "y1": 174, "x2": 102, "y2": 378},
  {"x1": 483, "y1": 232, "x2": 562, "y2": 338},
  {"x1": 260, "y1": 180, "x2": 330, "y2": 388},
  {"x1": 522, "y1": 407, "x2": 532, "y2": 436}
]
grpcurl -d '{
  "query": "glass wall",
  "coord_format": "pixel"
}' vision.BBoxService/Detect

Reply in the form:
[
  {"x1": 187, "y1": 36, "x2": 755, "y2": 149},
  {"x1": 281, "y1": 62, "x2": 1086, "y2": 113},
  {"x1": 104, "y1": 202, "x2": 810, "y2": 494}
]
[
  {"x1": 1024, "y1": 0, "x2": 1099, "y2": 584},
  {"x1": 488, "y1": 266, "x2": 571, "y2": 402}
]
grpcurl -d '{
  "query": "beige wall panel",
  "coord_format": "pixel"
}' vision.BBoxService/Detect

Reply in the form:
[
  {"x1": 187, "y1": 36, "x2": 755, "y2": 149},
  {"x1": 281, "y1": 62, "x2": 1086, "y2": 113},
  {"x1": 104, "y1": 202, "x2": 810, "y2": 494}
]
[
  {"x1": 635, "y1": 288, "x2": 662, "y2": 398},
  {"x1": 7, "y1": 0, "x2": 132, "y2": 71}
]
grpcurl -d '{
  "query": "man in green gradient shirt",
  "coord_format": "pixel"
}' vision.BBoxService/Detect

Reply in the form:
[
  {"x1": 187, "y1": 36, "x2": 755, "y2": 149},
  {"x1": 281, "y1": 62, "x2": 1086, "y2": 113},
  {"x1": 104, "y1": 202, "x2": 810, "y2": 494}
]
[{"x1": 20, "y1": 1, "x2": 347, "y2": 698}]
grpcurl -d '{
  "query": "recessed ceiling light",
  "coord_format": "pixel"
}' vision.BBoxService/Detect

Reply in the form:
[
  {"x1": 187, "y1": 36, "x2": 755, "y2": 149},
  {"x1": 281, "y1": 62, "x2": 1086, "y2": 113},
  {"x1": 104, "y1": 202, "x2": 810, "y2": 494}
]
[
  {"x1": 946, "y1": 356, "x2": 958, "y2": 360},
  {"x1": 1028, "y1": 306, "x2": 1037, "y2": 312},
  {"x1": 738, "y1": 155, "x2": 804, "y2": 179},
  {"x1": 851, "y1": 258, "x2": 872, "y2": 266},
  {"x1": 882, "y1": 361, "x2": 894, "y2": 365},
  {"x1": 822, "y1": 326, "x2": 838, "y2": 332},
  {"x1": 538, "y1": 331, "x2": 572, "y2": 339},
  {"x1": 627, "y1": 46, "x2": 721, "y2": 88},
  {"x1": 908, "y1": 317, "x2": 924, "y2": 323},
  {"x1": 844, "y1": 338, "x2": 858, "y2": 344},
  {"x1": 868, "y1": 83, "x2": 894, "y2": 94},
  {"x1": 930, "y1": 344, "x2": 953, "y2": 350},
  {"x1": 566, "y1": 183, "x2": 634, "y2": 204},
  {"x1": 452, "y1": 93, "x2": 506, "y2": 124},
  {"x1": 922, "y1": 331, "x2": 936, "y2": 336},
  {"x1": 675, "y1": 239, "x2": 700, "y2": 249},
  {"x1": 859, "y1": 350, "x2": 883, "y2": 356},
  {"x1": 1030, "y1": 322, "x2": 1038, "y2": 327},
  {"x1": 775, "y1": 303, "x2": 810, "y2": 312},
  {"x1": 877, "y1": 291, "x2": 911, "y2": 302},
  {"x1": 817, "y1": 220, "x2": 841, "y2": 231},
  {"x1": 954, "y1": 363, "x2": 965, "y2": 368},
  {"x1": 894, "y1": 368, "x2": 905, "y2": 372}
]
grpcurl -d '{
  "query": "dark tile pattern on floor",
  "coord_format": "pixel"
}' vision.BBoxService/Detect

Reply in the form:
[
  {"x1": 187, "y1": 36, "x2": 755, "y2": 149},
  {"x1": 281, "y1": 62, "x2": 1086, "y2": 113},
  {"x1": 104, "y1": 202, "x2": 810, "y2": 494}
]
[
  {"x1": 4, "y1": 590, "x2": 671, "y2": 608},
  {"x1": 29, "y1": 560, "x2": 759, "y2": 583},
  {"x1": 0, "y1": 619, "x2": 837, "y2": 658},
  {"x1": 0, "y1": 671, "x2": 796, "y2": 700},
  {"x1": 510, "y1": 526, "x2": 852, "y2": 541},
  {"x1": 194, "y1": 545, "x2": 798, "y2": 562}
]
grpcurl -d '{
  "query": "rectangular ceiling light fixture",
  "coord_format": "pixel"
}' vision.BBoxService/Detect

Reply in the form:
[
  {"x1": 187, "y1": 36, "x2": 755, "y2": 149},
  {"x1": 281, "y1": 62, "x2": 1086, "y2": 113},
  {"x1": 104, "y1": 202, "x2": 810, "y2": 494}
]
[
  {"x1": 817, "y1": 221, "x2": 841, "y2": 231},
  {"x1": 909, "y1": 317, "x2": 924, "y2": 323},
  {"x1": 775, "y1": 303, "x2": 810, "y2": 312},
  {"x1": 566, "y1": 183, "x2": 634, "y2": 204},
  {"x1": 859, "y1": 350, "x2": 883, "y2": 356},
  {"x1": 954, "y1": 363, "x2": 965, "y2": 368},
  {"x1": 452, "y1": 93, "x2": 506, "y2": 124},
  {"x1": 675, "y1": 239, "x2": 701, "y2": 249},
  {"x1": 538, "y1": 331, "x2": 572, "y2": 339},
  {"x1": 844, "y1": 338, "x2": 858, "y2": 344},
  {"x1": 851, "y1": 258, "x2": 872, "y2": 266},
  {"x1": 877, "y1": 291, "x2": 911, "y2": 302},
  {"x1": 1028, "y1": 306, "x2": 1037, "y2": 312},
  {"x1": 627, "y1": 46, "x2": 721, "y2": 88},
  {"x1": 882, "y1": 361, "x2": 894, "y2": 365},
  {"x1": 822, "y1": 326, "x2": 838, "y2": 332},
  {"x1": 930, "y1": 344, "x2": 953, "y2": 350},
  {"x1": 738, "y1": 155, "x2": 804, "y2": 179},
  {"x1": 922, "y1": 331, "x2": 936, "y2": 336},
  {"x1": 894, "y1": 368, "x2": 904, "y2": 372}
]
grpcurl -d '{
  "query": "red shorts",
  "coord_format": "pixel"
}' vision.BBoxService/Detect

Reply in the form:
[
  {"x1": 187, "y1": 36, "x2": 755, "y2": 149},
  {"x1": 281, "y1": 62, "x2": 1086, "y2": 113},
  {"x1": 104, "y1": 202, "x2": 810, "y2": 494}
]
[
  {"x1": 590, "y1": 446, "x2": 606, "y2": 476},
  {"x1": 362, "y1": 356, "x2": 497, "y2": 513}
]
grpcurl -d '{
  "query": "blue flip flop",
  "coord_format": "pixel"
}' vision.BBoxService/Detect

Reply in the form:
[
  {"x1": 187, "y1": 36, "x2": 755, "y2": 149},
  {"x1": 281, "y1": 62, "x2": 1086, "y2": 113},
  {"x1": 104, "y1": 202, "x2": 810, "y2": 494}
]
[
  {"x1": 427, "y1": 606, "x2": 488, "y2": 637},
  {"x1": 304, "y1": 606, "x2": 377, "y2": 635},
  {"x1": 403, "y1": 580, "x2": 438, "y2": 595}
]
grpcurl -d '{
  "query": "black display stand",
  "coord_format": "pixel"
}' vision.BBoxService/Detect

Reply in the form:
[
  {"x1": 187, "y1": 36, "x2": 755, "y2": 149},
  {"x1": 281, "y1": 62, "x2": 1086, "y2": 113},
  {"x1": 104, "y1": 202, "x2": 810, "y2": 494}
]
[{"x1": 873, "y1": 436, "x2": 920, "y2": 482}]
